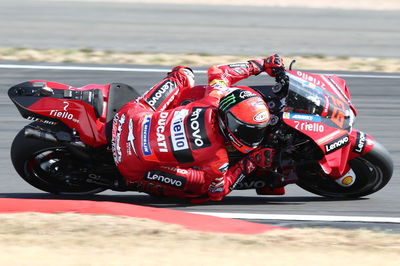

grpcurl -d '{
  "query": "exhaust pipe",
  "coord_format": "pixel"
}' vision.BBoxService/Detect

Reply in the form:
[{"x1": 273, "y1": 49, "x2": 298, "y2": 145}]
[
  {"x1": 24, "y1": 126, "x2": 86, "y2": 149},
  {"x1": 24, "y1": 126, "x2": 57, "y2": 142}
]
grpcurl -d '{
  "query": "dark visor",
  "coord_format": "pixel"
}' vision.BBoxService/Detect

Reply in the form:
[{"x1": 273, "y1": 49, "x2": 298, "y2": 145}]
[{"x1": 226, "y1": 112, "x2": 267, "y2": 147}]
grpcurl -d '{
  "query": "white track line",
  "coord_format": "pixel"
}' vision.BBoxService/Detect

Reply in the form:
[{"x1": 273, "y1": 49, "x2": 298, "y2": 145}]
[
  {"x1": 1, "y1": 63, "x2": 400, "y2": 79},
  {"x1": 191, "y1": 212, "x2": 400, "y2": 224}
]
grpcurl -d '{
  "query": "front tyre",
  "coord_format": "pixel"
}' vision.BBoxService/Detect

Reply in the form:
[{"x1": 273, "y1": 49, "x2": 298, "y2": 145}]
[
  {"x1": 10, "y1": 123, "x2": 106, "y2": 195},
  {"x1": 297, "y1": 141, "x2": 393, "y2": 198}
]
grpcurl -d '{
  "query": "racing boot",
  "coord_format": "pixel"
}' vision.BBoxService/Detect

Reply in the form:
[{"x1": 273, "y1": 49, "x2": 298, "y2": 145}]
[{"x1": 256, "y1": 169, "x2": 297, "y2": 195}]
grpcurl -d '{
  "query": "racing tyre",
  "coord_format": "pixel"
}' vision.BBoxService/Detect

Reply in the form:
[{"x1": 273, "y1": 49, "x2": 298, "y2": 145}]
[
  {"x1": 10, "y1": 122, "x2": 106, "y2": 195},
  {"x1": 296, "y1": 141, "x2": 393, "y2": 198}
]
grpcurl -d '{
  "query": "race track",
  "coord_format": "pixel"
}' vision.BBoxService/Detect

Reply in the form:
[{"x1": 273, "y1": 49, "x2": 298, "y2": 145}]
[{"x1": 0, "y1": 63, "x2": 398, "y2": 230}]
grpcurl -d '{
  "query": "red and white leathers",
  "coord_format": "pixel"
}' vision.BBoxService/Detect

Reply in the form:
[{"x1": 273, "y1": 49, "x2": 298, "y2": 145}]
[{"x1": 111, "y1": 59, "x2": 271, "y2": 201}]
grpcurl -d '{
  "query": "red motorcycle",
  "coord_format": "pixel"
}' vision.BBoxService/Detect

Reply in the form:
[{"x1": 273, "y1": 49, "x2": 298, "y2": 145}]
[{"x1": 8, "y1": 66, "x2": 393, "y2": 198}]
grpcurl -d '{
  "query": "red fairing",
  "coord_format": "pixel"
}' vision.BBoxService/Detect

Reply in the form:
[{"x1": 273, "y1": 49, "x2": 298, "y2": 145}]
[
  {"x1": 281, "y1": 71, "x2": 362, "y2": 179},
  {"x1": 348, "y1": 129, "x2": 375, "y2": 160},
  {"x1": 26, "y1": 81, "x2": 110, "y2": 146}
]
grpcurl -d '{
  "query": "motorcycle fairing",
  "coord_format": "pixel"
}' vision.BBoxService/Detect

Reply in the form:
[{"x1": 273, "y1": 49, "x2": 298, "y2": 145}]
[
  {"x1": 8, "y1": 80, "x2": 110, "y2": 146},
  {"x1": 282, "y1": 71, "x2": 363, "y2": 177},
  {"x1": 320, "y1": 129, "x2": 376, "y2": 177}
]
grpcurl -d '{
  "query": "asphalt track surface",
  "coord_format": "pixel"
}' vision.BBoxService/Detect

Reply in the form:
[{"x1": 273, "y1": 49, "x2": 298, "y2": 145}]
[
  {"x1": 0, "y1": 62, "x2": 399, "y2": 231},
  {"x1": 1, "y1": 0, "x2": 400, "y2": 57}
]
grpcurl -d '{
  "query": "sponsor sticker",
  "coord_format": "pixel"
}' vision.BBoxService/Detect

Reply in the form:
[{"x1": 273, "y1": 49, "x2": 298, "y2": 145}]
[
  {"x1": 156, "y1": 112, "x2": 169, "y2": 152},
  {"x1": 289, "y1": 113, "x2": 321, "y2": 122},
  {"x1": 219, "y1": 93, "x2": 237, "y2": 111},
  {"x1": 335, "y1": 169, "x2": 356, "y2": 187},
  {"x1": 325, "y1": 134, "x2": 349, "y2": 154},
  {"x1": 145, "y1": 80, "x2": 177, "y2": 110},
  {"x1": 353, "y1": 131, "x2": 366, "y2": 154},
  {"x1": 253, "y1": 110, "x2": 269, "y2": 122},
  {"x1": 111, "y1": 114, "x2": 126, "y2": 164},
  {"x1": 294, "y1": 121, "x2": 325, "y2": 133},
  {"x1": 238, "y1": 90, "x2": 257, "y2": 99},
  {"x1": 144, "y1": 170, "x2": 186, "y2": 189},
  {"x1": 229, "y1": 173, "x2": 246, "y2": 191},
  {"x1": 49, "y1": 110, "x2": 79, "y2": 123},
  {"x1": 235, "y1": 180, "x2": 267, "y2": 190},
  {"x1": 141, "y1": 115, "x2": 152, "y2": 156},
  {"x1": 187, "y1": 107, "x2": 211, "y2": 150},
  {"x1": 171, "y1": 109, "x2": 189, "y2": 151},
  {"x1": 170, "y1": 109, "x2": 194, "y2": 163},
  {"x1": 27, "y1": 116, "x2": 58, "y2": 125}
]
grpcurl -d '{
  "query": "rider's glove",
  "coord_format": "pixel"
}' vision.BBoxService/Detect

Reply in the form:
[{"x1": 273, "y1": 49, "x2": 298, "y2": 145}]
[
  {"x1": 247, "y1": 147, "x2": 275, "y2": 168},
  {"x1": 167, "y1": 65, "x2": 195, "y2": 88},
  {"x1": 264, "y1": 54, "x2": 284, "y2": 77},
  {"x1": 207, "y1": 156, "x2": 258, "y2": 201}
]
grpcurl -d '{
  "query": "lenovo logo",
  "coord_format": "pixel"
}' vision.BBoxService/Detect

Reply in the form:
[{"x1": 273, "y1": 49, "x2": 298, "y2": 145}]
[
  {"x1": 146, "y1": 81, "x2": 177, "y2": 109},
  {"x1": 145, "y1": 171, "x2": 186, "y2": 189},
  {"x1": 325, "y1": 134, "x2": 349, "y2": 154}
]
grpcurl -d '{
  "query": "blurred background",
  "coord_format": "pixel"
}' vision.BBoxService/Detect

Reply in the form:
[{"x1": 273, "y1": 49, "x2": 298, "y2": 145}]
[{"x1": 0, "y1": 0, "x2": 399, "y2": 59}]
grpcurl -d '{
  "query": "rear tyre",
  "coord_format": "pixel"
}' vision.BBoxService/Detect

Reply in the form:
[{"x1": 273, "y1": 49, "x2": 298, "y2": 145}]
[
  {"x1": 297, "y1": 141, "x2": 393, "y2": 198},
  {"x1": 10, "y1": 122, "x2": 106, "y2": 195}
]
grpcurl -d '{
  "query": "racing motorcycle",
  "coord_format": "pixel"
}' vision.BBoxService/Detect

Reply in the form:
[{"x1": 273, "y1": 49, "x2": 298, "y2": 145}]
[{"x1": 8, "y1": 64, "x2": 393, "y2": 198}]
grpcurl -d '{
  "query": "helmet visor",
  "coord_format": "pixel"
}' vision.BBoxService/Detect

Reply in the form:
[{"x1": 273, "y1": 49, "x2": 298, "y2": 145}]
[{"x1": 226, "y1": 112, "x2": 267, "y2": 147}]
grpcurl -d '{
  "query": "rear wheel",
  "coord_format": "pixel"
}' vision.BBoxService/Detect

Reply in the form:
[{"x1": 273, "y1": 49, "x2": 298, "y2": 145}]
[
  {"x1": 10, "y1": 123, "x2": 106, "y2": 195},
  {"x1": 296, "y1": 141, "x2": 393, "y2": 198}
]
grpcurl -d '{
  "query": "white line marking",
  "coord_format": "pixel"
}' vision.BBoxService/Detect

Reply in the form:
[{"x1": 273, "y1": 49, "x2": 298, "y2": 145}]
[
  {"x1": 191, "y1": 212, "x2": 400, "y2": 224},
  {"x1": 0, "y1": 63, "x2": 400, "y2": 79}
]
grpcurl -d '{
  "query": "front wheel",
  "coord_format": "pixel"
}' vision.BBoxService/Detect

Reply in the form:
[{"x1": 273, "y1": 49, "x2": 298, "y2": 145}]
[
  {"x1": 10, "y1": 123, "x2": 106, "y2": 195},
  {"x1": 296, "y1": 141, "x2": 393, "y2": 198}
]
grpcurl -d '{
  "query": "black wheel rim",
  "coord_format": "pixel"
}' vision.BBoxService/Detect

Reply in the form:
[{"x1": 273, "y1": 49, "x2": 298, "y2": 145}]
[
  {"x1": 298, "y1": 157, "x2": 384, "y2": 198},
  {"x1": 25, "y1": 147, "x2": 104, "y2": 194}
]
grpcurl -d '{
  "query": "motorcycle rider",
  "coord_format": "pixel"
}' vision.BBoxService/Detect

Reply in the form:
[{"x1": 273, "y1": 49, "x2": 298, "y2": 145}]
[{"x1": 111, "y1": 54, "x2": 284, "y2": 202}]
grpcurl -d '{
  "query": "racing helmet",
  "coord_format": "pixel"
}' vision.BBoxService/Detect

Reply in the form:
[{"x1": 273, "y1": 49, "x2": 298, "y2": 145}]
[{"x1": 218, "y1": 89, "x2": 270, "y2": 153}]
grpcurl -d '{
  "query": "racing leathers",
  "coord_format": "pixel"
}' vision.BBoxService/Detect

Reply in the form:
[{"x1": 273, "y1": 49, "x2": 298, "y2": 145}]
[{"x1": 111, "y1": 56, "x2": 282, "y2": 201}]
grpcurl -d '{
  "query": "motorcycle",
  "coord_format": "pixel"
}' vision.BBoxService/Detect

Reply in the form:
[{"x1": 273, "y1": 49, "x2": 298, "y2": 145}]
[{"x1": 8, "y1": 64, "x2": 393, "y2": 198}]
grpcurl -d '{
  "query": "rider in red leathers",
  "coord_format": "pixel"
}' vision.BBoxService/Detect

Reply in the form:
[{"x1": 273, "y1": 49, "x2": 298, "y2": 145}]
[{"x1": 111, "y1": 55, "x2": 284, "y2": 202}]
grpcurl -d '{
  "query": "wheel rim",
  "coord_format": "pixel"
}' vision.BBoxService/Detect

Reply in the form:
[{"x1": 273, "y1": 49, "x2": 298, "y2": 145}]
[{"x1": 25, "y1": 147, "x2": 105, "y2": 194}]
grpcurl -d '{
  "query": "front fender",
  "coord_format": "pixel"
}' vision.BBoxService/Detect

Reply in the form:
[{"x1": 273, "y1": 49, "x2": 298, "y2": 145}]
[{"x1": 318, "y1": 129, "x2": 375, "y2": 178}]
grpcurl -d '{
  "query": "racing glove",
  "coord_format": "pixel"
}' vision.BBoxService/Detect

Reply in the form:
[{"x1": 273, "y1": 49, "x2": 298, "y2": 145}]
[
  {"x1": 247, "y1": 147, "x2": 275, "y2": 168},
  {"x1": 207, "y1": 157, "x2": 257, "y2": 201},
  {"x1": 264, "y1": 54, "x2": 284, "y2": 77},
  {"x1": 168, "y1": 65, "x2": 195, "y2": 88}
]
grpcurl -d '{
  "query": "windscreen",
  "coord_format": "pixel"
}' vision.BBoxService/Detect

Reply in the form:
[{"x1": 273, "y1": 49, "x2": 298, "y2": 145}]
[{"x1": 284, "y1": 73, "x2": 352, "y2": 130}]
